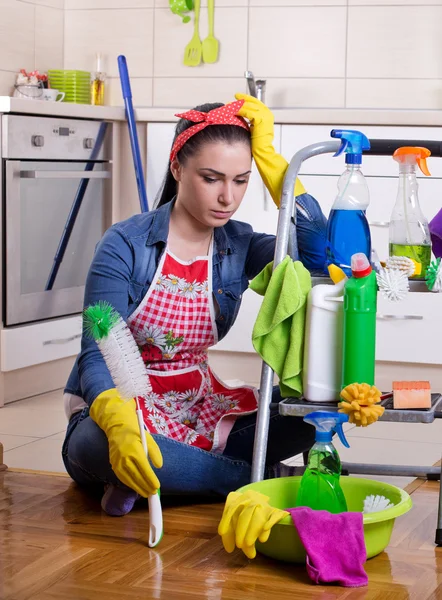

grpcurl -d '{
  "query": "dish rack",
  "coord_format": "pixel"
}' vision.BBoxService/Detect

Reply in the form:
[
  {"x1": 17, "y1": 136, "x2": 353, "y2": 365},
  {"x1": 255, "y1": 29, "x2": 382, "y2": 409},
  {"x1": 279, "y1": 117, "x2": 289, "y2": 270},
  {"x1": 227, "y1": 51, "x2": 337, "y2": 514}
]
[{"x1": 250, "y1": 136, "x2": 442, "y2": 545}]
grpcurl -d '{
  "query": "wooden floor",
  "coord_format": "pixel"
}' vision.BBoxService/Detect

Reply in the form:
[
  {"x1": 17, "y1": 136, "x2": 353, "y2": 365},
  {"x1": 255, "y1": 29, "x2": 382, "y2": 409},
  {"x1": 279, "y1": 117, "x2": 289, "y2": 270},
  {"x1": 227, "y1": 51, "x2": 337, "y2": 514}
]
[{"x1": 1, "y1": 470, "x2": 442, "y2": 600}]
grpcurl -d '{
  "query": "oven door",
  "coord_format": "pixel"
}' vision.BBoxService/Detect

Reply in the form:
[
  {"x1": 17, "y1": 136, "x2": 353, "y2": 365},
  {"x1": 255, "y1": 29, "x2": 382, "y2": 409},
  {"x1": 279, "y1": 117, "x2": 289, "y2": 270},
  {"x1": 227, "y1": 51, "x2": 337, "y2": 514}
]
[{"x1": 5, "y1": 160, "x2": 111, "y2": 326}]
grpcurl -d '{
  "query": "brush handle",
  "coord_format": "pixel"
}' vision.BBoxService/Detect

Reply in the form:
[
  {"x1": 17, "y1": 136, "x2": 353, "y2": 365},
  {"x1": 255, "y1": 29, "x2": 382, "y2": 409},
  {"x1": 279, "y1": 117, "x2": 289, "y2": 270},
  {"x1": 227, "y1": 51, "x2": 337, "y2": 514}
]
[
  {"x1": 148, "y1": 492, "x2": 163, "y2": 547},
  {"x1": 136, "y1": 406, "x2": 163, "y2": 548},
  {"x1": 137, "y1": 408, "x2": 148, "y2": 455}
]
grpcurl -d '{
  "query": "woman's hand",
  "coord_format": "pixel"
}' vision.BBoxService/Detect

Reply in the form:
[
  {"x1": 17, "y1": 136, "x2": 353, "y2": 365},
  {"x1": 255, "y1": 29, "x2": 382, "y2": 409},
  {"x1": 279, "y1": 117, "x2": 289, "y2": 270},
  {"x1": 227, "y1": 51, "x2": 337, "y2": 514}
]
[
  {"x1": 90, "y1": 389, "x2": 163, "y2": 497},
  {"x1": 235, "y1": 93, "x2": 306, "y2": 206}
]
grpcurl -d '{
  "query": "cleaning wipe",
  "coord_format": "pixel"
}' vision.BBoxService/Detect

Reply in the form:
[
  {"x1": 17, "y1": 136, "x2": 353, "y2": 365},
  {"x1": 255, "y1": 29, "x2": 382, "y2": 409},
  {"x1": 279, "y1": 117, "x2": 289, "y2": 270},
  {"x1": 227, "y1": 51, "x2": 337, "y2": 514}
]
[{"x1": 287, "y1": 506, "x2": 368, "y2": 587}]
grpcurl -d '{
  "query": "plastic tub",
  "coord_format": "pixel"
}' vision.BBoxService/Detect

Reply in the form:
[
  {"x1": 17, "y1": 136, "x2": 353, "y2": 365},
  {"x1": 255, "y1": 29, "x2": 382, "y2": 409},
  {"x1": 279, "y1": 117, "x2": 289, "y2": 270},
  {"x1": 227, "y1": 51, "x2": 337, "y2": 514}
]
[{"x1": 237, "y1": 476, "x2": 412, "y2": 563}]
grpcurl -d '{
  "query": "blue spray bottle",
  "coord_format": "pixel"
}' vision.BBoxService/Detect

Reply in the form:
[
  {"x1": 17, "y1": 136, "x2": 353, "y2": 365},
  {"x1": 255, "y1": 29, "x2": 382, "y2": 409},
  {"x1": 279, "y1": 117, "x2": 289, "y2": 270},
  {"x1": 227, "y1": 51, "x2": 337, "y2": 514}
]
[
  {"x1": 326, "y1": 129, "x2": 371, "y2": 276},
  {"x1": 295, "y1": 411, "x2": 350, "y2": 513}
]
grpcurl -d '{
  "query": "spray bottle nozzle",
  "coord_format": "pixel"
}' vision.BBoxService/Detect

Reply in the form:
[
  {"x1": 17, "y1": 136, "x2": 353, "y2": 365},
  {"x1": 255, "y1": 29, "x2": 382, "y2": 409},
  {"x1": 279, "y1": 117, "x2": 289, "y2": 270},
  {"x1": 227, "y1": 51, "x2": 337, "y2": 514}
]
[
  {"x1": 393, "y1": 146, "x2": 431, "y2": 176},
  {"x1": 331, "y1": 129, "x2": 371, "y2": 164},
  {"x1": 304, "y1": 411, "x2": 350, "y2": 448}
]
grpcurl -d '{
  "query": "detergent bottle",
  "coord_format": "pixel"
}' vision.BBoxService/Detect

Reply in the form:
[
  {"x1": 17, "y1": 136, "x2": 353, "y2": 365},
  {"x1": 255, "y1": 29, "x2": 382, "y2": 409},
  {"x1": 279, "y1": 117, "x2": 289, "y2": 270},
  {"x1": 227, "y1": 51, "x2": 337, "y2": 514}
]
[
  {"x1": 342, "y1": 253, "x2": 377, "y2": 388},
  {"x1": 326, "y1": 129, "x2": 371, "y2": 276},
  {"x1": 295, "y1": 411, "x2": 349, "y2": 513},
  {"x1": 389, "y1": 147, "x2": 432, "y2": 278},
  {"x1": 303, "y1": 265, "x2": 347, "y2": 402}
]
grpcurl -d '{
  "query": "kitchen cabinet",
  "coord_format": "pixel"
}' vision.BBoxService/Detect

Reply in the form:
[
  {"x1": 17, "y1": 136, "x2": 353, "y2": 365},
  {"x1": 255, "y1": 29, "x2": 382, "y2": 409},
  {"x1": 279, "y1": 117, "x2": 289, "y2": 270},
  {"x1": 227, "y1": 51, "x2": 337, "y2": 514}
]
[
  {"x1": 1, "y1": 315, "x2": 82, "y2": 372},
  {"x1": 281, "y1": 125, "x2": 442, "y2": 178}
]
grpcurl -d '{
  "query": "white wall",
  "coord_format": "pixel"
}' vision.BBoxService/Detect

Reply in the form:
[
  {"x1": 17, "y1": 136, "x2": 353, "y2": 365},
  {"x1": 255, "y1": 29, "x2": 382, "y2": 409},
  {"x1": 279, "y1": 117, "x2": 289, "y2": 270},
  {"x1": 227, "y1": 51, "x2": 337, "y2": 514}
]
[
  {"x1": 0, "y1": 0, "x2": 64, "y2": 96},
  {"x1": 1, "y1": 1, "x2": 440, "y2": 110},
  {"x1": 63, "y1": 0, "x2": 442, "y2": 110}
]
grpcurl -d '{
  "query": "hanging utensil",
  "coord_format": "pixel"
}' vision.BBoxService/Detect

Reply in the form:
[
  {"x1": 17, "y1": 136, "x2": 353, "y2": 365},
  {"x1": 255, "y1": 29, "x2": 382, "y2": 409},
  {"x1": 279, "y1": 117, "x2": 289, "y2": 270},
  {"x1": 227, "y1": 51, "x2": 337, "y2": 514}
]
[
  {"x1": 183, "y1": 0, "x2": 202, "y2": 67},
  {"x1": 202, "y1": 0, "x2": 219, "y2": 64}
]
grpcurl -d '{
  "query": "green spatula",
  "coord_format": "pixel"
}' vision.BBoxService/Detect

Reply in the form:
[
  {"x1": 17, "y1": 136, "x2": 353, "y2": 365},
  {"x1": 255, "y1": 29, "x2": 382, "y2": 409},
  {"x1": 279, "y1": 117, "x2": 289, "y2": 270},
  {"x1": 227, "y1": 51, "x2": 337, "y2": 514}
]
[
  {"x1": 184, "y1": 0, "x2": 202, "y2": 66},
  {"x1": 202, "y1": 0, "x2": 219, "y2": 64}
]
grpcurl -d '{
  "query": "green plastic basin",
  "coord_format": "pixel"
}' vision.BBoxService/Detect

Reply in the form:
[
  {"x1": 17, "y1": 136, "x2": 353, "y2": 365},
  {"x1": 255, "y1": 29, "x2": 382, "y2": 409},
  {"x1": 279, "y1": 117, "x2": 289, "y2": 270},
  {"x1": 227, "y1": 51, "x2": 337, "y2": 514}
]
[{"x1": 237, "y1": 476, "x2": 412, "y2": 563}]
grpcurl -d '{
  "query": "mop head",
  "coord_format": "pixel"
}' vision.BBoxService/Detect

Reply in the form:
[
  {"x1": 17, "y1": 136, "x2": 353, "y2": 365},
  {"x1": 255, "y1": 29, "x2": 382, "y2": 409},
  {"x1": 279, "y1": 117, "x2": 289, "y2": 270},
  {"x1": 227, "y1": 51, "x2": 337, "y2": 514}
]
[
  {"x1": 376, "y1": 267, "x2": 409, "y2": 302},
  {"x1": 425, "y1": 258, "x2": 442, "y2": 292},
  {"x1": 385, "y1": 256, "x2": 421, "y2": 277},
  {"x1": 83, "y1": 301, "x2": 152, "y2": 399},
  {"x1": 339, "y1": 383, "x2": 385, "y2": 427},
  {"x1": 363, "y1": 494, "x2": 394, "y2": 514}
]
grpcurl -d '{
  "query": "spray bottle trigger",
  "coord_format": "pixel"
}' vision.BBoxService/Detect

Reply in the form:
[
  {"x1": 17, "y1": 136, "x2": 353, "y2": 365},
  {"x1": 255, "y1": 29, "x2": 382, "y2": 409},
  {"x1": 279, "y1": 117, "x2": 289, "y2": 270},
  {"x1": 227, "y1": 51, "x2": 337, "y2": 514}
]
[
  {"x1": 333, "y1": 139, "x2": 348, "y2": 158},
  {"x1": 417, "y1": 157, "x2": 431, "y2": 177},
  {"x1": 335, "y1": 419, "x2": 350, "y2": 449}
]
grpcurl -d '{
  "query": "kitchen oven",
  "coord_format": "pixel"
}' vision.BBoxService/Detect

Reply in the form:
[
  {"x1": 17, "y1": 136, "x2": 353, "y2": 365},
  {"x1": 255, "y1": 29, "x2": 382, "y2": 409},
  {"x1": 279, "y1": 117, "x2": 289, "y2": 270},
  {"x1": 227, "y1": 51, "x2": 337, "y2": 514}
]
[{"x1": 2, "y1": 115, "x2": 112, "y2": 326}]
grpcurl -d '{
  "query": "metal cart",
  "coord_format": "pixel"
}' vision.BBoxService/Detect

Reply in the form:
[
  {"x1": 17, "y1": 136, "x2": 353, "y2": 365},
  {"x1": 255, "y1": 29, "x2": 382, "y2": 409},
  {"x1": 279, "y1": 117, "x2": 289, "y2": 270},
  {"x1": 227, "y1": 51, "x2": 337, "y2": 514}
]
[{"x1": 250, "y1": 136, "x2": 442, "y2": 545}]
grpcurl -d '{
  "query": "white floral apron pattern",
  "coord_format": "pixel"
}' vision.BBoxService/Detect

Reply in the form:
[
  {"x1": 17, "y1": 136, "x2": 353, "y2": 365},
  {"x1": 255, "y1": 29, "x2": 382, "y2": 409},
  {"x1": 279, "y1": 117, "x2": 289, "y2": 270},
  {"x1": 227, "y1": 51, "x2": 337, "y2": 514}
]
[{"x1": 127, "y1": 246, "x2": 258, "y2": 452}]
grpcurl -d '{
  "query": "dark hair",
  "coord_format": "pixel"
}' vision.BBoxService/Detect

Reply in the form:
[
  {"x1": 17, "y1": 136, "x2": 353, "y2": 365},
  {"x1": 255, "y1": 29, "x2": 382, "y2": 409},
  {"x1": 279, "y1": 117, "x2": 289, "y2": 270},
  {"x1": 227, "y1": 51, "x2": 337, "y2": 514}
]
[{"x1": 155, "y1": 102, "x2": 251, "y2": 208}]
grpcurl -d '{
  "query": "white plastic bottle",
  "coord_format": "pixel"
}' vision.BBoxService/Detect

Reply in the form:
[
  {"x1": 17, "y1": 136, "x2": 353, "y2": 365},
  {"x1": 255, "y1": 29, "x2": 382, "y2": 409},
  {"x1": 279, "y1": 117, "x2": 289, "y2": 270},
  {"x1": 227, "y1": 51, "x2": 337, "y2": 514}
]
[{"x1": 303, "y1": 274, "x2": 346, "y2": 402}]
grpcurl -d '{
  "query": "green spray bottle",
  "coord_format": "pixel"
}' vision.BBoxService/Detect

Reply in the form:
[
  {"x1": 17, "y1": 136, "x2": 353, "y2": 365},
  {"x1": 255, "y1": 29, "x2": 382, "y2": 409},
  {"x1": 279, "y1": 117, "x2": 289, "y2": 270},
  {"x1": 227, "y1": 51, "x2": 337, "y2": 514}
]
[
  {"x1": 295, "y1": 411, "x2": 349, "y2": 513},
  {"x1": 342, "y1": 253, "x2": 378, "y2": 388}
]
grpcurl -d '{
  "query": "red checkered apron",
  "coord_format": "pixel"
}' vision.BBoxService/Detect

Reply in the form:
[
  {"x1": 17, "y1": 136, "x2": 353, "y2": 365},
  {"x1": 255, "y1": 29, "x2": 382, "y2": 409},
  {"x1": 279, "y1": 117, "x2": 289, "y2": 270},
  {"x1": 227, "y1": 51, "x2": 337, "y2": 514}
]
[{"x1": 127, "y1": 245, "x2": 258, "y2": 453}]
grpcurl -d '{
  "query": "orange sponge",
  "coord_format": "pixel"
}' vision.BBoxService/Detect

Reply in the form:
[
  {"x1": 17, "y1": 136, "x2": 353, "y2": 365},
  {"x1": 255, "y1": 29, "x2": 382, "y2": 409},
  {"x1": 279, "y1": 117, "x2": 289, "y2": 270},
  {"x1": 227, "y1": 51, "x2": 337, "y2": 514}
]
[{"x1": 393, "y1": 381, "x2": 431, "y2": 409}]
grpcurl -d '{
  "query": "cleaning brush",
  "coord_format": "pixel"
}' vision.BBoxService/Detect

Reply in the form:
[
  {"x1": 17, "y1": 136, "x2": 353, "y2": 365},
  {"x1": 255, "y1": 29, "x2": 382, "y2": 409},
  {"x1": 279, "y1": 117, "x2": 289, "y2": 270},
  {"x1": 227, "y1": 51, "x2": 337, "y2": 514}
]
[
  {"x1": 84, "y1": 301, "x2": 152, "y2": 399},
  {"x1": 376, "y1": 267, "x2": 409, "y2": 302},
  {"x1": 339, "y1": 383, "x2": 385, "y2": 426},
  {"x1": 385, "y1": 255, "x2": 421, "y2": 277},
  {"x1": 426, "y1": 258, "x2": 442, "y2": 292},
  {"x1": 363, "y1": 494, "x2": 394, "y2": 514},
  {"x1": 83, "y1": 301, "x2": 162, "y2": 548}
]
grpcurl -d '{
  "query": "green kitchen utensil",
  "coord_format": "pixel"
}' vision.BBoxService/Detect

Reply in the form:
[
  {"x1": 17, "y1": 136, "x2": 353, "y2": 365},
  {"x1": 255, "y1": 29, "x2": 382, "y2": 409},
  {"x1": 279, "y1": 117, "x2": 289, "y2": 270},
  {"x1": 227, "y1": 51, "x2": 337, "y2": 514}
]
[
  {"x1": 202, "y1": 0, "x2": 219, "y2": 63},
  {"x1": 170, "y1": 0, "x2": 193, "y2": 23},
  {"x1": 183, "y1": 0, "x2": 202, "y2": 67}
]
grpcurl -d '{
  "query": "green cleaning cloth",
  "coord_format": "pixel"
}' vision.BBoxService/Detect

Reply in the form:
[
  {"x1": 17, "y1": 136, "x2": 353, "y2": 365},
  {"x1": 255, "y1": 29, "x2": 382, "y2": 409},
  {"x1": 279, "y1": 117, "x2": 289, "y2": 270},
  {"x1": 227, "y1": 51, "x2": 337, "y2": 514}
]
[{"x1": 250, "y1": 256, "x2": 312, "y2": 398}]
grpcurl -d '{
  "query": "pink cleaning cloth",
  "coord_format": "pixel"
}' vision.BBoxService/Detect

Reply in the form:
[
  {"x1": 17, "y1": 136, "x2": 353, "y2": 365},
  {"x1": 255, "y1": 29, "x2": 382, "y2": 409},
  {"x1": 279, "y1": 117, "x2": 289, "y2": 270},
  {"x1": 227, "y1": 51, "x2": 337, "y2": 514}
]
[{"x1": 287, "y1": 507, "x2": 368, "y2": 587}]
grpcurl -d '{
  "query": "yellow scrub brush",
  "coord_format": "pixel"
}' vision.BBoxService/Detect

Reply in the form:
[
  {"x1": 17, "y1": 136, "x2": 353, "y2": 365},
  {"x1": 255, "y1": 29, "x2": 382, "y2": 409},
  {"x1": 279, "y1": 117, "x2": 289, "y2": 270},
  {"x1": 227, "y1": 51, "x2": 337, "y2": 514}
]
[
  {"x1": 385, "y1": 255, "x2": 422, "y2": 277},
  {"x1": 339, "y1": 383, "x2": 385, "y2": 426}
]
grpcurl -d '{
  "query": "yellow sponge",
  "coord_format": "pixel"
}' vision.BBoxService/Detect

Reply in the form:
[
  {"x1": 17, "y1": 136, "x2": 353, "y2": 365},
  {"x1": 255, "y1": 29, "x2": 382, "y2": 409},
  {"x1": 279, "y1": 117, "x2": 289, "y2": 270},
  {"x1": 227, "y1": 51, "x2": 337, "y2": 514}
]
[{"x1": 339, "y1": 383, "x2": 385, "y2": 427}]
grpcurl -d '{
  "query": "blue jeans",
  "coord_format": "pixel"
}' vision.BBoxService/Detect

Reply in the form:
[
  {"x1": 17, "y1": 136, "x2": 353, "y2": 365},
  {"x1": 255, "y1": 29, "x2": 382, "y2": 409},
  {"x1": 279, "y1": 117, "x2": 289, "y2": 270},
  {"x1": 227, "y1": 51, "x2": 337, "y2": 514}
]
[{"x1": 62, "y1": 388, "x2": 315, "y2": 498}]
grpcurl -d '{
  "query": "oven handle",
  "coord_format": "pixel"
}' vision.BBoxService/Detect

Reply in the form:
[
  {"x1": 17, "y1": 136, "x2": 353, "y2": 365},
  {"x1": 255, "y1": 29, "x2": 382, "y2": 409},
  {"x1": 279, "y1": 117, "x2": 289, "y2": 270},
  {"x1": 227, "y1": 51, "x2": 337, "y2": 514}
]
[{"x1": 20, "y1": 170, "x2": 110, "y2": 179}]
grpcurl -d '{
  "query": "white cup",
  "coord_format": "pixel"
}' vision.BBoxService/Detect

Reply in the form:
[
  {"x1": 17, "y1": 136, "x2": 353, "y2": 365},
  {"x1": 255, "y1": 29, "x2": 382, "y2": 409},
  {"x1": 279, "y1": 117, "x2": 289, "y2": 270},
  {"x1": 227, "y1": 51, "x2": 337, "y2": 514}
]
[{"x1": 41, "y1": 88, "x2": 65, "y2": 102}]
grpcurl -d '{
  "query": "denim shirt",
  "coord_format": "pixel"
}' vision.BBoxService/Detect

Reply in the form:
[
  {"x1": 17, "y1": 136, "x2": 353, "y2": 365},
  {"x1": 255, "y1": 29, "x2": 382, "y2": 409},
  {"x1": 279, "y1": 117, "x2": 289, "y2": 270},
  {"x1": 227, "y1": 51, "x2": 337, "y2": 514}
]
[{"x1": 65, "y1": 194, "x2": 327, "y2": 407}]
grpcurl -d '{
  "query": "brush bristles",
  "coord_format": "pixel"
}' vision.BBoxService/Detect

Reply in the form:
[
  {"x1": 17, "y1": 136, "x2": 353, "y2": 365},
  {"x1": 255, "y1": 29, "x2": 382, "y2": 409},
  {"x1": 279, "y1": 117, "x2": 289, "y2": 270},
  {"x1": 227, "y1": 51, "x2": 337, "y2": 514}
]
[
  {"x1": 426, "y1": 258, "x2": 442, "y2": 292},
  {"x1": 363, "y1": 494, "x2": 394, "y2": 513},
  {"x1": 376, "y1": 268, "x2": 409, "y2": 302},
  {"x1": 97, "y1": 315, "x2": 152, "y2": 400},
  {"x1": 385, "y1": 256, "x2": 416, "y2": 277},
  {"x1": 84, "y1": 301, "x2": 120, "y2": 341}
]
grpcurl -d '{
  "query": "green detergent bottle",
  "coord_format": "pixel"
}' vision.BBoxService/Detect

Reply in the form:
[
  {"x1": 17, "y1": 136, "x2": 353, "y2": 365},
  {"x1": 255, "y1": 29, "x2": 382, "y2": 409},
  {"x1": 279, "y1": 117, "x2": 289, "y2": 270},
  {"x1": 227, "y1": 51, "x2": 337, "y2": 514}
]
[
  {"x1": 342, "y1": 253, "x2": 378, "y2": 388},
  {"x1": 295, "y1": 411, "x2": 349, "y2": 513}
]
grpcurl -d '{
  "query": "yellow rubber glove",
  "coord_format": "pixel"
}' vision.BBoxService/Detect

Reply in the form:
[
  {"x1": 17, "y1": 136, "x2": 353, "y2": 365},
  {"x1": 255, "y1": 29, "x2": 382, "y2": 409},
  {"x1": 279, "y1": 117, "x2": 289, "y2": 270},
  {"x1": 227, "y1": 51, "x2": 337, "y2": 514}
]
[
  {"x1": 235, "y1": 93, "x2": 306, "y2": 207},
  {"x1": 218, "y1": 490, "x2": 289, "y2": 559},
  {"x1": 89, "y1": 388, "x2": 163, "y2": 497},
  {"x1": 339, "y1": 383, "x2": 385, "y2": 427}
]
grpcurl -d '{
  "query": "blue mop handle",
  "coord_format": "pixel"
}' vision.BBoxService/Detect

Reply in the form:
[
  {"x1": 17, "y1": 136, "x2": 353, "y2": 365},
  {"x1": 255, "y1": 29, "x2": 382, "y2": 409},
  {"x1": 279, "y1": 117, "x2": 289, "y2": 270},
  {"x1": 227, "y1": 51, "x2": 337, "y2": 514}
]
[{"x1": 118, "y1": 55, "x2": 149, "y2": 213}]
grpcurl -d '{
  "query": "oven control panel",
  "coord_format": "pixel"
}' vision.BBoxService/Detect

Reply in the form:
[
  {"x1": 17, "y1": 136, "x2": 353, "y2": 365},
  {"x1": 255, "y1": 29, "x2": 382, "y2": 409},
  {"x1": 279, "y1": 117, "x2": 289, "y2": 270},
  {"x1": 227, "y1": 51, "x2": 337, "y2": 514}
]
[{"x1": 2, "y1": 115, "x2": 111, "y2": 160}]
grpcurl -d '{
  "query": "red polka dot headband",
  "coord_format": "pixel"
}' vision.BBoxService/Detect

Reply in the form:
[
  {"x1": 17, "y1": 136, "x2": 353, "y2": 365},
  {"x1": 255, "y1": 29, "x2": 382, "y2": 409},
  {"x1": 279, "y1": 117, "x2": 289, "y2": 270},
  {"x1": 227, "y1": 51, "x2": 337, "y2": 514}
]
[{"x1": 170, "y1": 100, "x2": 249, "y2": 162}]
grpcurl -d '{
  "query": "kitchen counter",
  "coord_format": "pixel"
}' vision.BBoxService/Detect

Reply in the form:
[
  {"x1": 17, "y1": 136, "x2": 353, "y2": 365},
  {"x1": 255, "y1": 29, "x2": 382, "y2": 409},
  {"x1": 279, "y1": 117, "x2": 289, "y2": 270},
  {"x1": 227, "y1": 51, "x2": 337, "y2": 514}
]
[{"x1": 2, "y1": 96, "x2": 442, "y2": 127}]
